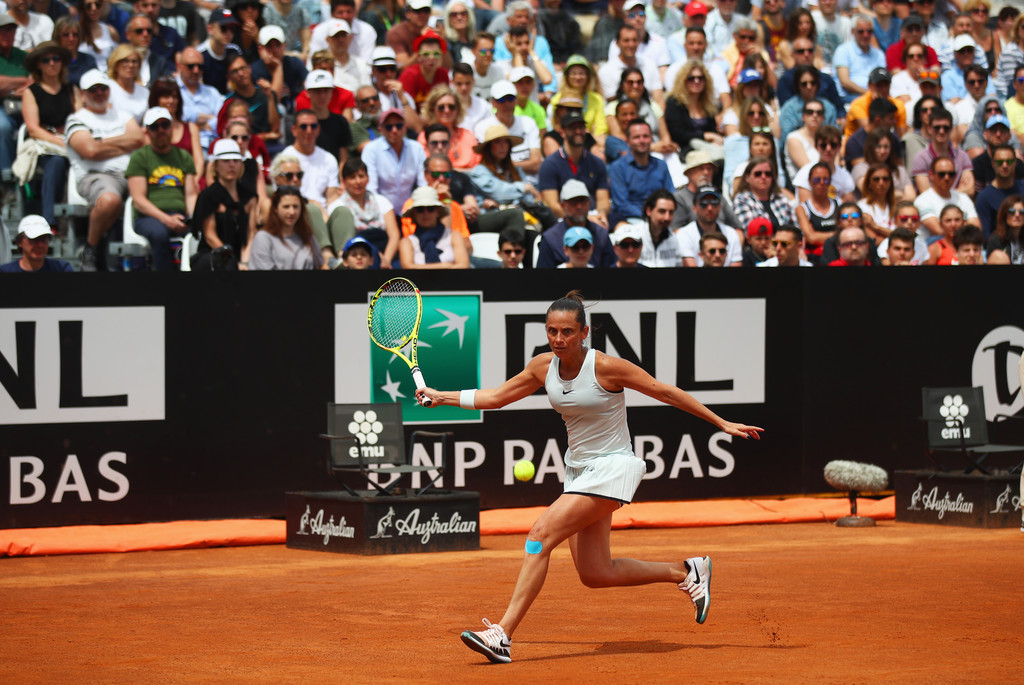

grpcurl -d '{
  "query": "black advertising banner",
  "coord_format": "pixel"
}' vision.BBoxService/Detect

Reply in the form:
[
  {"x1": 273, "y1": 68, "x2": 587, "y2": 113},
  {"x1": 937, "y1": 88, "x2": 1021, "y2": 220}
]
[{"x1": 1, "y1": 268, "x2": 1022, "y2": 528}]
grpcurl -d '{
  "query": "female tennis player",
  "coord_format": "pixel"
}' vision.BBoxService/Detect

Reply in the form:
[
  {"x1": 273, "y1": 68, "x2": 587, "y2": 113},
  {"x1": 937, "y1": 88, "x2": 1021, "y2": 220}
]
[{"x1": 415, "y1": 291, "x2": 764, "y2": 664}]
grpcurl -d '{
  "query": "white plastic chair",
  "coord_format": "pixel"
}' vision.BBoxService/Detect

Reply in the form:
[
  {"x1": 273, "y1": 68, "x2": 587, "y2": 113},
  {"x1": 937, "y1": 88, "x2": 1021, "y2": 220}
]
[
  {"x1": 469, "y1": 232, "x2": 500, "y2": 261},
  {"x1": 122, "y1": 197, "x2": 150, "y2": 249},
  {"x1": 532, "y1": 231, "x2": 542, "y2": 268},
  {"x1": 179, "y1": 232, "x2": 196, "y2": 272}
]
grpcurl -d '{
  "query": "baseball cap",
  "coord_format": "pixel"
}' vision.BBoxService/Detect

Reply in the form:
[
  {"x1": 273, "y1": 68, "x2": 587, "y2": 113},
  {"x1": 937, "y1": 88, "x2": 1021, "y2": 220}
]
[
  {"x1": 986, "y1": 114, "x2": 1011, "y2": 129},
  {"x1": 210, "y1": 138, "x2": 244, "y2": 161},
  {"x1": 371, "y1": 46, "x2": 398, "y2": 67},
  {"x1": 696, "y1": 185, "x2": 720, "y2": 201},
  {"x1": 509, "y1": 65, "x2": 535, "y2": 83},
  {"x1": 869, "y1": 67, "x2": 891, "y2": 85},
  {"x1": 490, "y1": 80, "x2": 517, "y2": 100},
  {"x1": 683, "y1": 150, "x2": 714, "y2": 174},
  {"x1": 328, "y1": 19, "x2": 351, "y2": 36},
  {"x1": 685, "y1": 1, "x2": 708, "y2": 17},
  {"x1": 342, "y1": 236, "x2": 376, "y2": 257},
  {"x1": 953, "y1": 34, "x2": 977, "y2": 52},
  {"x1": 258, "y1": 25, "x2": 285, "y2": 45},
  {"x1": 902, "y1": 13, "x2": 925, "y2": 29},
  {"x1": 556, "y1": 96, "x2": 584, "y2": 109},
  {"x1": 413, "y1": 30, "x2": 446, "y2": 54},
  {"x1": 561, "y1": 110, "x2": 585, "y2": 128},
  {"x1": 380, "y1": 107, "x2": 405, "y2": 123},
  {"x1": 623, "y1": 0, "x2": 645, "y2": 10},
  {"x1": 209, "y1": 9, "x2": 240, "y2": 26},
  {"x1": 17, "y1": 215, "x2": 52, "y2": 240},
  {"x1": 560, "y1": 179, "x2": 590, "y2": 202},
  {"x1": 305, "y1": 69, "x2": 334, "y2": 90},
  {"x1": 142, "y1": 106, "x2": 172, "y2": 127},
  {"x1": 746, "y1": 217, "x2": 773, "y2": 237},
  {"x1": 407, "y1": 0, "x2": 432, "y2": 10},
  {"x1": 0, "y1": 13, "x2": 15, "y2": 29},
  {"x1": 79, "y1": 69, "x2": 110, "y2": 91},
  {"x1": 739, "y1": 68, "x2": 763, "y2": 85},
  {"x1": 563, "y1": 226, "x2": 594, "y2": 247},
  {"x1": 612, "y1": 224, "x2": 644, "y2": 246}
]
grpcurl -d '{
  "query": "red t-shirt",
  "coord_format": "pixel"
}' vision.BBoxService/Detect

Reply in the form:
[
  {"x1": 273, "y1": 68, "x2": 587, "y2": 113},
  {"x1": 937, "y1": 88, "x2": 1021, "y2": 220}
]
[
  {"x1": 398, "y1": 63, "x2": 450, "y2": 108},
  {"x1": 885, "y1": 41, "x2": 939, "y2": 72},
  {"x1": 294, "y1": 86, "x2": 355, "y2": 116}
]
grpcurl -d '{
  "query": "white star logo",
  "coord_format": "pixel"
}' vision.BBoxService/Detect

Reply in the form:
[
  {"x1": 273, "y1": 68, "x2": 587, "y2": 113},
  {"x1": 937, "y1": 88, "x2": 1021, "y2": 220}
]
[
  {"x1": 428, "y1": 308, "x2": 469, "y2": 348},
  {"x1": 379, "y1": 370, "x2": 405, "y2": 402}
]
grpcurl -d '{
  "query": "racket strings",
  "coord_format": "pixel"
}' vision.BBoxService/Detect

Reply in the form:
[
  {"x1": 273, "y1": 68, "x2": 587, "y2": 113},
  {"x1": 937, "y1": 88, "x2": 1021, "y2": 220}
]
[{"x1": 371, "y1": 286, "x2": 420, "y2": 349}]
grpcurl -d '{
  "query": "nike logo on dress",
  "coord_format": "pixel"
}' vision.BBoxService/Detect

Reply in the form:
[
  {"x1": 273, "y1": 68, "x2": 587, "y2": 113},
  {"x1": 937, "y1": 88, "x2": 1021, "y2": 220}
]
[{"x1": 562, "y1": 390, "x2": 572, "y2": 394}]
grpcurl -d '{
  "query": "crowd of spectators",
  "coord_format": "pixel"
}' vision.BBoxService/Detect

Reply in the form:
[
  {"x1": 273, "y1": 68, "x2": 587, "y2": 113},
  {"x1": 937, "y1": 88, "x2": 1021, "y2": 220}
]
[{"x1": 2, "y1": 0, "x2": 1023, "y2": 272}]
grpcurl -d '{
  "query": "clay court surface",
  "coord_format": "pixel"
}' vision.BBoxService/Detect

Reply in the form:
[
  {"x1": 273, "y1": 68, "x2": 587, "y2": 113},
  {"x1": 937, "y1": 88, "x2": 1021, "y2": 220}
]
[{"x1": 1, "y1": 521, "x2": 1019, "y2": 683}]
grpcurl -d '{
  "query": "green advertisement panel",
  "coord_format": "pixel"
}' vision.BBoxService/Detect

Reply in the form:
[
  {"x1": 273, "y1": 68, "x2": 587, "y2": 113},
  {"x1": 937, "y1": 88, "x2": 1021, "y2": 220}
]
[{"x1": 370, "y1": 292, "x2": 481, "y2": 423}]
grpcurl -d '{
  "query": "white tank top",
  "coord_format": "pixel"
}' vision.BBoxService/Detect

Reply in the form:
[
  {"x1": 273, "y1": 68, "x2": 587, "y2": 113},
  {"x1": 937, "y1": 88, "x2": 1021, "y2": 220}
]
[
  {"x1": 81, "y1": 23, "x2": 118, "y2": 67},
  {"x1": 545, "y1": 348, "x2": 634, "y2": 468}
]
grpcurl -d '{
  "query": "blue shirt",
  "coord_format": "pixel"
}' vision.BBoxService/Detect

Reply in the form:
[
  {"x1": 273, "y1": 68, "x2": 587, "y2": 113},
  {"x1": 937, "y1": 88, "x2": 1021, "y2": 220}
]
[
  {"x1": 536, "y1": 220, "x2": 616, "y2": 268},
  {"x1": 0, "y1": 258, "x2": 74, "y2": 272},
  {"x1": 940, "y1": 64, "x2": 996, "y2": 102},
  {"x1": 832, "y1": 41, "x2": 886, "y2": 103},
  {"x1": 493, "y1": 35, "x2": 557, "y2": 93},
  {"x1": 363, "y1": 137, "x2": 426, "y2": 211},
  {"x1": 176, "y1": 76, "x2": 225, "y2": 150},
  {"x1": 608, "y1": 153, "x2": 673, "y2": 220},
  {"x1": 537, "y1": 149, "x2": 609, "y2": 206}
]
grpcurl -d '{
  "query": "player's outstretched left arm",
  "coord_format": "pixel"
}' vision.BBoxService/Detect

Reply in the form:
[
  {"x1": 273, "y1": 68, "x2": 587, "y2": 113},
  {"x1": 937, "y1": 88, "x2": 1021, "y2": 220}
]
[{"x1": 596, "y1": 352, "x2": 764, "y2": 440}]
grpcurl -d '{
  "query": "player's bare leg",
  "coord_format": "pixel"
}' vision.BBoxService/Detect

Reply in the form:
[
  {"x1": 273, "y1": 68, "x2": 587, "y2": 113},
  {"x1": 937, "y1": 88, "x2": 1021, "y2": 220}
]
[{"x1": 568, "y1": 513, "x2": 688, "y2": 587}]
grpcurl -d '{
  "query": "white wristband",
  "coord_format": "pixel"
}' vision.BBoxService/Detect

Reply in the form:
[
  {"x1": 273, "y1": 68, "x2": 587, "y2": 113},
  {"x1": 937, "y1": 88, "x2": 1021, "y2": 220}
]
[{"x1": 459, "y1": 389, "x2": 478, "y2": 410}]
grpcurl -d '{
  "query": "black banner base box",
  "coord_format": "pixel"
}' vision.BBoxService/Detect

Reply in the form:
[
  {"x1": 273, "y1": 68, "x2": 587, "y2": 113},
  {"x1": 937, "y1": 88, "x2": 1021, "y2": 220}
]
[
  {"x1": 894, "y1": 471, "x2": 1022, "y2": 528},
  {"x1": 285, "y1": 490, "x2": 480, "y2": 555}
]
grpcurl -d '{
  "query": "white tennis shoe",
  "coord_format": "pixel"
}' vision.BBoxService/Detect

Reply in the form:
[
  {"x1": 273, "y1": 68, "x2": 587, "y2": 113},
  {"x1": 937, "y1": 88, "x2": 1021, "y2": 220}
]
[
  {"x1": 460, "y1": 618, "x2": 511, "y2": 663},
  {"x1": 679, "y1": 556, "x2": 711, "y2": 624}
]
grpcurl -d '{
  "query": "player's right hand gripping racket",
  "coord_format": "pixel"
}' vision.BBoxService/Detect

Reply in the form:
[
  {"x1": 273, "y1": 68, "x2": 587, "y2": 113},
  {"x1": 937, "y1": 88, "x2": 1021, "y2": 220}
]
[{"x1": 367, "y1": 277, "x2": 432, "y2": 406}]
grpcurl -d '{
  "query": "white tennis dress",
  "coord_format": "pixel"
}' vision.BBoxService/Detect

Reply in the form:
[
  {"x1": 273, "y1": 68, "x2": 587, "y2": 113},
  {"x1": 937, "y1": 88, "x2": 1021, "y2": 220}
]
[{"x1": 546, "y1": 348, "x2": 647, "y2": 503}]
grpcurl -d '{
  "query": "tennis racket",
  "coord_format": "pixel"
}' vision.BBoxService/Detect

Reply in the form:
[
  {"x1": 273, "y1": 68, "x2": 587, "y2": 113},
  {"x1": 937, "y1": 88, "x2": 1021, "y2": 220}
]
[{"x1": 367, "y1": 277, "x2": 432, "y2": 406}]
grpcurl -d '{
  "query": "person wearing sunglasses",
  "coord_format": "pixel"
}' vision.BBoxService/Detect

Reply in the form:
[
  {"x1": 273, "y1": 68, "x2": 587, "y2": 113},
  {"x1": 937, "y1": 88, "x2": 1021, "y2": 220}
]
[
  {"x1": 981, "y1": 194, "x2": 1024, "y2": 263},
  {"x1": 146, "y1": 76, "x2": 205, "y2": 180},
  {"x1": 468, "y1": 32, "x2": 504, "y2": 100},
  {"x1": 399, "y1": 31, "x2": 450, "y2": 109},
  {"x1": 598, "y1": 25, "x2": 664, "y2": 111},
  {"x1": 697, "y1": 232, "x2": 730, "y2": 267},
  {"x1": 877, "y1": 202, "x2": 929, "y2": 264},
  {"x1": 755, "y1": 223, "x2": 813, "y2": 267},
  {"x1": 975, "y1": 142, "x2": 1024, "y2": 237},
  {"x1": 251, "y1": 24, "x2": 310, "y2": 113},
  {"x1": 299, "y1": 70, "x2": 353, "y2": 167},
  {"x1": 825, "y1": 224, "x2": 872, "y2": 266},
  {"x1": 325, "y1": 156, "x2": 399, "y2": 268},
  {"x1": 914, "y1": 156, "x2": 981, "y2": 239},
  {"x1": 795, "y1": 161, "x2": 839, "y2": 264},
  {"x1": 794, "y1": 125, "x2": 854, "y2": 204},
  {"x1": 18, "y1": 40, "x2": 75, "y2": 234},
  {"x1": 497, "y1": 226, "x2": 527, "y2": 269},
  {"x1": 610, "y1": 222, "x2": 646, "y2": 268},
  {"x1": 833, "y1": 14, "x2": 886, "y2": 105},
  {"x1": 783, "y1": 95, "x2": 827, "y2": 182},
  {"x1": 935, "y1": 12, "x2": 989, "y2": 75},
  {"x1": 175, "y1": 47, "x2": 224, "y2": 152},
  {"x1": 884, "y1": 13, "x2": 938, "y2": 72},
  {"x1": 950, "y1": 65, "x2": 995, "y2": 144},
  {"x1": 910, "y1": 108, "x2": 975, "y2": 195},
  {"x1": 416, "y1": 84, "x2": 481, "y2": 170},
  {"x1": 778, "y1": 57, "x2": 841, "y2": 142},
  {"x1": 734, "y1": 156, "x2": 797, "y2": 235},
  {"x1": 281, "y1": 110, "x2": 341, "y2": 219},
  {"x1": 852, "y1": 128, "x2": 915, "y2": 202},
  {"x1": 126, "y1": 106, "x2": 198, "y2": 271},
  {"x1": 364, "y1": 107, "x2": 427, "y2": 211},
  {"x1": 123, "y1": 14, "x2": 173, "y2": 86},
  {"x1": 941, "y1": 34, "x2": 992, "y2": 106},
  {"x1": 52, "y1": 16, "x2": 98, "y2": 87},
  {"x1": 398, "y1": 185, "x2": 471, "y2": 268},
  {"x1": 132, "y1": 0, "x2": 186, "y2": 66},
  {"x1": 889, "y1": 51, "x2": 941, "y2": 111},
  {"x1": 844, "y1": 96, "x2": 899, "y2": 173},
  {"x1": 386, "y1": 0, "x2": 439, "y2": 70},
  {"x1": 678, "y1": 185, "x2": 742, "y2": 267}
]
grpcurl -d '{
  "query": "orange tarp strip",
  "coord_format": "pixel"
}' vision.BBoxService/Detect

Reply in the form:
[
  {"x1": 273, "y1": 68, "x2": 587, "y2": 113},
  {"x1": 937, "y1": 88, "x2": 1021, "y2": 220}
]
[
  {"x1": 0, "y1": 497, "x2": 895, "y2": 557},
  {"x1": 480, "y1": 496, "x2": 896, "y2": 535}
]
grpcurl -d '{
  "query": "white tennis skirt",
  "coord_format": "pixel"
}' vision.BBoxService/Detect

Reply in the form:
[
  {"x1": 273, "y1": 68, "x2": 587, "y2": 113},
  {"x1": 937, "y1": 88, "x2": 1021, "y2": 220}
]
[{"x1": 564, "y1": 454, "x2": 648, "y2": 504}]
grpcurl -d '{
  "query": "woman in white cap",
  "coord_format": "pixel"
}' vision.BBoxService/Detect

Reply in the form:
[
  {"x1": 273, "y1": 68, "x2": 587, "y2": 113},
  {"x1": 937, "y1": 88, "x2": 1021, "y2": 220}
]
[
  {"x1": 191, "y1": 139, "x2": 259, "y2": 270},
  {"x1": 465, "y1": 124, "x2": 541, "y2": 210},
  {"x1": 250, "y1": 186, "x2": 324, "y2": 270},
  {"x1": 397, "y1": 186, "x2": 470, "y2": 268}
]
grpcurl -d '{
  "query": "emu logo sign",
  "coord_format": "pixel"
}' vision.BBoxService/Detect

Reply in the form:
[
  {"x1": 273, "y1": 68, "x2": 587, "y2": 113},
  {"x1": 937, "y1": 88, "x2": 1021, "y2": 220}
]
[
  {"x1": 0, "y1": 308, "x2": 165, "y2": 424},
  {"x1": 972, "y1": 325, "x2": 1024, "y2": 421},
  {"x1": 938, "y1": 394, "x2": 972, "y2": 439}
]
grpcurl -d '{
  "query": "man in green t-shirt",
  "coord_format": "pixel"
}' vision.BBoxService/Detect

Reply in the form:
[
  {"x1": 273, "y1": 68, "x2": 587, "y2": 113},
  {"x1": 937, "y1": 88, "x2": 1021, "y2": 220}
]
[
  {"x1": 125, "y1": 106, "x2": 198, "y2": 271},
  {"x1": 511, "y1": 66, "x2": 547, "y2": 134},
  {"x1": 0, "y1": 14, "x2": 29, "y2": 171}
]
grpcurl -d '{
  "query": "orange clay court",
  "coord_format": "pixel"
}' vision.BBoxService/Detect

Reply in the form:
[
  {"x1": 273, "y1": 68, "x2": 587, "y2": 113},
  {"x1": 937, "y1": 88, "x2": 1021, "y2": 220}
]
[{"x1": 0, "y1": 504, "x2": 1020, "y2": 683}]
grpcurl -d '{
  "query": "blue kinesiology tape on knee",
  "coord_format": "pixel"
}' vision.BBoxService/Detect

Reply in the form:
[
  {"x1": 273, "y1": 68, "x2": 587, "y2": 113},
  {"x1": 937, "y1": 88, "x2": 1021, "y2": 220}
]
[{"x1": 525, "y1": 539, "x2": 542, "y2": 554}]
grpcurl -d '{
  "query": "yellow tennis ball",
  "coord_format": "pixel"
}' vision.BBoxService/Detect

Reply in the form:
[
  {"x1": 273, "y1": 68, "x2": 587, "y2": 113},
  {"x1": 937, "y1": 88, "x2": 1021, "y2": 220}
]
[{"x1": 513, "y1": 460, "x2": 535, "y2": 482}]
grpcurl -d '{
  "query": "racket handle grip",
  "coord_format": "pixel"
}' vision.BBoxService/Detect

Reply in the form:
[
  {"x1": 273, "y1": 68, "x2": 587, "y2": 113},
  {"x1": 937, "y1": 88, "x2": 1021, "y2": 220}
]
[{"x1": 412, "y1": 367, "x2": 432, "y2": 407}]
